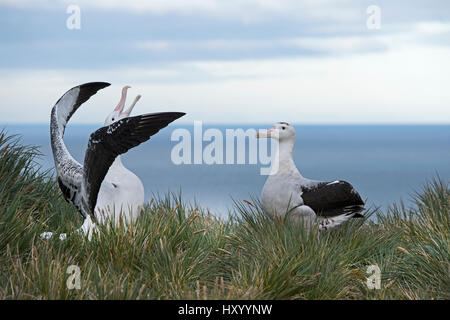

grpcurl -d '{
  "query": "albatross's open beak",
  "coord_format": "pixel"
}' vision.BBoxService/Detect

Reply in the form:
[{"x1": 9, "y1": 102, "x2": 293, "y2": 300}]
[{"x1": 114, "y1": 86, "x2": 141, "y2": 117}]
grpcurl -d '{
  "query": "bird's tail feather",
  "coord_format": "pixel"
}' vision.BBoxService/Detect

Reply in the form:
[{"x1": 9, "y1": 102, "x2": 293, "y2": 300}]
[
  {"x1": 343, "y1": 205, "x2": 365, "y2": 218},
  {"x1": 318, "y1": 211, "x2": 361, "y2": 231}
]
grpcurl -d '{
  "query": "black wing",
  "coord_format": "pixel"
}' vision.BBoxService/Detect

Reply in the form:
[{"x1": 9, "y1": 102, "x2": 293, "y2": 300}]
[
  {"x1": 83, "y1": 112, "x2": 185, "y2": 217},
  {"x1": 301, "y1": 180, "x2": 365, "y2": 217}
]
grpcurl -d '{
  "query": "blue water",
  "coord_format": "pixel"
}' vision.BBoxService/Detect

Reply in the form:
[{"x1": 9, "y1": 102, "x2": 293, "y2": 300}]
[{"x1": 2, "y1": 124, "x2": 449, "y2": 217}]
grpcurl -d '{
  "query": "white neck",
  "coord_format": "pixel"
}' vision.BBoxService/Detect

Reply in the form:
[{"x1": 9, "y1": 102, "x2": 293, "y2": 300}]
[
  {"x1": 272, "y1": 138, "x2": 303, "y2": 178},
  {"x1": 278, "y1": 138, "x2": 294, "y2": 161}
]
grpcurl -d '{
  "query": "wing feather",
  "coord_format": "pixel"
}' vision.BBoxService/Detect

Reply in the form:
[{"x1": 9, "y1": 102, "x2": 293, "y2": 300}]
[
  {"x1": 301, "y1": 180, "x2": 364, "y2": 217},
  {"x1": 50, "y1": 82, "x2": 111, "y2": 218}
]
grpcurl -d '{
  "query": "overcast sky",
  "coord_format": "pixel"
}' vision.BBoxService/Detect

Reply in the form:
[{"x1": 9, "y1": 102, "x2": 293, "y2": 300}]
[{"x1": 0, "y1": 0, "x2": 449, "y2": 124}]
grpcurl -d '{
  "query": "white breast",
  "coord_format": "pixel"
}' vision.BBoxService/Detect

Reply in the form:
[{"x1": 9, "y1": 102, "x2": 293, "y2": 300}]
[
  {"x1": 262, "y1": 175, "x2": 302, "y2": 218},
  {"x1": 94, "y1": 157, "x2": 144, "y2": 225}
]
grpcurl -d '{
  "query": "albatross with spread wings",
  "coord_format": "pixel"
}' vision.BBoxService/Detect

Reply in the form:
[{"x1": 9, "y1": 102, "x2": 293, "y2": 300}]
[{"x1": 43, "y1": 82, "x2": 185, "y2": 239}]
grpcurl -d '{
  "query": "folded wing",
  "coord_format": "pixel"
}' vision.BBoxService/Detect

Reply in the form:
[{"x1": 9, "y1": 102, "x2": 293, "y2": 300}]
[{"x1": 301, "y1": 180, "x2": 365, "y2": 217}]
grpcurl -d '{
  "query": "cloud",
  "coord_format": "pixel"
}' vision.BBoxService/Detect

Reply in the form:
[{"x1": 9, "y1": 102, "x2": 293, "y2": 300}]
[
  {"x1": 2, "y1": 0, "x2": 450, "y2": 27},
  {"x1": 1, "y1": 1, "x2": 450, "y2": 124},
  {"x1": 2, "y1": 0, "x2": 450, "y2": 70},
  {"x1": 1, "y1": 44, "x2": 449, "y2": 124},
  {"x1": 134, "y1": 20, "x2": 450, "y2": 58},
  {"x1": 0, "y1": 0, "x2": 361, "y2": 23}
]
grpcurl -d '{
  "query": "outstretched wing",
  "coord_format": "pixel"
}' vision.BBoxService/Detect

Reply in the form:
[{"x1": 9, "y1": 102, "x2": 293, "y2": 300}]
[
  {"x1": 50, "y1": 82, "x2": 111, "y2": 217},
  {"x1": 82, "y1": 112, "x2": 186, "y2": 217},
  {"x1": 300, "y1": 180, "x2": 365, "y2": 217}
]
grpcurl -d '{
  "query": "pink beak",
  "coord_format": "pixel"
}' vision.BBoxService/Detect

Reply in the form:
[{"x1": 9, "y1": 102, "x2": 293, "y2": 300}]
[
  {"x1": 256, "y1": 126, "x2": 277, "y2": 138},
  {"x1": 114, "y1": 86, "x2": 141, "y2": 116}
]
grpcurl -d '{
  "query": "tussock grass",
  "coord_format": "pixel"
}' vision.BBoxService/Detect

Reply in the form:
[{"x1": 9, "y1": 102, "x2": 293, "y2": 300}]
[{"x1": 0, "y1": 131, "x2": 448, "y2": 299}]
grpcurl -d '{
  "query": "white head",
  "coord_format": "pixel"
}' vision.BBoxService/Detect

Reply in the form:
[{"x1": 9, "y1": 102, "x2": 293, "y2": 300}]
[
  {"x1": 256, "y1": 122, "x2": 295, "y2": 143},
  {"x1": 104, "y1": 86, "x2": 141, "y2": 126}
]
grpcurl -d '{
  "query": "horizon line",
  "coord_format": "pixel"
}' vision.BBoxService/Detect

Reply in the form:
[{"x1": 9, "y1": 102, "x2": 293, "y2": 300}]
[{"x1": 1, "y1": 122, "x2": 449, "y2": 127}]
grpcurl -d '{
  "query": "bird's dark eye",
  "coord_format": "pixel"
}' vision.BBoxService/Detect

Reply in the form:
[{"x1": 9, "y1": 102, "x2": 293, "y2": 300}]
[
  {"x1": 112, "y1": 118, "x2": 115, "y2": 121},
  {"x1": 282, "y1": 126, "x2": 286, "y2": 130}
]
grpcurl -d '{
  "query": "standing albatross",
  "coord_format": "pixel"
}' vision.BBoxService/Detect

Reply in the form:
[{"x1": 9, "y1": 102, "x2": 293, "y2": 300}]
[
  {"x1": 45, "y1": 82, "x2": 185, "y2": 238},
  {"x1": 257, "y1": 122, "x2": 365, "y2": 231}
]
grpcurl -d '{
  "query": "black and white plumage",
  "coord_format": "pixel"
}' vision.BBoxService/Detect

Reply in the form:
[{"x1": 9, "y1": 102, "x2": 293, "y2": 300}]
[
  {"x1": 83, "y1": 112, "x2": 186, "y2": 218},
  {"x1": 257, "y1": 122, "x2": 365, "y2": 231},
  {"x1": 49, "y1": 82, "x2": 185, "y2": 225},
  {"x1": 300, "y1": 181, "x2": 364, "y2": 218}
]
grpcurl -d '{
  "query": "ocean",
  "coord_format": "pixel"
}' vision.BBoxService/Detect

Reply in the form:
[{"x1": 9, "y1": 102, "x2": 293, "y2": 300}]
[{"x1": 2, "y1": 124, "x2": 449, "y2": 218}]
